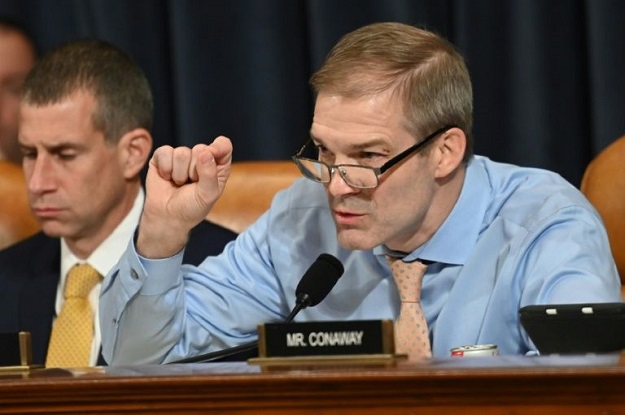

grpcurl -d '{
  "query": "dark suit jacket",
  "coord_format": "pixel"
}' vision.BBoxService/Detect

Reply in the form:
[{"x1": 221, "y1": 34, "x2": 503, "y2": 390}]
[{"x1": 0, "y1": 220, "x2": 237, "y2": 365}]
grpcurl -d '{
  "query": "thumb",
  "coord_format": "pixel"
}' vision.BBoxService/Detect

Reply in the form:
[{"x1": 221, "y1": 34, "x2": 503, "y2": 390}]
[{"x1": 195, "y1": 146, "x2": 230, "y2": 209}]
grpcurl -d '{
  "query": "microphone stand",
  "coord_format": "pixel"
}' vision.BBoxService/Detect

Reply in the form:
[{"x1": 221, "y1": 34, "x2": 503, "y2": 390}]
[
  {"x1": 169, "y1": 253, "x2": 343, "y2": 364},
  {"x1": 171, "y1": 295, "x2": 312, "y2": 364},
  {"x1": 173, "y1": 340, "x2": 259, "y2": 364}
]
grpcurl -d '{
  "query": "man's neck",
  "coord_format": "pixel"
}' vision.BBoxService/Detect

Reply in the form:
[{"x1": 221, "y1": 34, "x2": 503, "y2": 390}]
[{"x1": 64, "y1": 184, "x2": 141, "y2": 259}]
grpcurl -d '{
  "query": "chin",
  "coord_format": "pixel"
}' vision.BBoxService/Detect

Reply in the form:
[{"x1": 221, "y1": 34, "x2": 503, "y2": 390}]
[
  {"x1": 336, "y1": 229, "x2": 379, "y2": 251},
  {"x1": 40, "y1": 223, "x2": 69, "y2": 239}
]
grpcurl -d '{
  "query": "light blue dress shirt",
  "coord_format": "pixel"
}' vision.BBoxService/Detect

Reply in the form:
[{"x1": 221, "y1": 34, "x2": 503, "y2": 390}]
[{"x1": 100, "y1": 156, "x2": 621, "y2": 365}]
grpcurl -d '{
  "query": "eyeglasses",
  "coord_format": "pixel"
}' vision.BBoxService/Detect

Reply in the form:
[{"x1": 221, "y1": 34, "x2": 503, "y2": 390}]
[{"x1": 291, "y1": 125, "x2": 456, "y2": 189}]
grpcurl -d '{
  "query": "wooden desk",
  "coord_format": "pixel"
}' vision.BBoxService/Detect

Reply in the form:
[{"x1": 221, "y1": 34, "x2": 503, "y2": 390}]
[{"x1": 1, "y1": 354, "x2": 625, "y2": 414}]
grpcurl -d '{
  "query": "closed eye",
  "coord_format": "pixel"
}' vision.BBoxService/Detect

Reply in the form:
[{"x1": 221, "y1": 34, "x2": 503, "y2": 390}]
[
  {"x1": 50, "y1": 145, "x2": 80, "y2": 161},
  {"x1": 21, "y1": 149, "x2": 37, "y2": 160},
  {"x1": 56, "y1": 152, "x2": 78, "y2": 161}
]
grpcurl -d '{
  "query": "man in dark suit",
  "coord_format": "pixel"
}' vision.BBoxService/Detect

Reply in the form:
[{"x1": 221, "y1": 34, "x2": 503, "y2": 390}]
[
  {"x1": 0, "y1": 222, "x2": 233, "y2": 366},
  {"x1": 0, "y1": 39, "x2": 236, "y2": 367}
]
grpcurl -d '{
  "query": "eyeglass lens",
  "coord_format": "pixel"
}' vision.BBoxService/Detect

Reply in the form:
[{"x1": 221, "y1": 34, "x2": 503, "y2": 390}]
[{"x1": 296, "y1": 158, "x2": 378, "y2": 188}]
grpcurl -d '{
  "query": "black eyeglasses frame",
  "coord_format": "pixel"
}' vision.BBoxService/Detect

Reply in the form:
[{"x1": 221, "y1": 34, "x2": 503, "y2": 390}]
[{"x1": 291, "y1": 125, "x2": 457, "y2": 189}]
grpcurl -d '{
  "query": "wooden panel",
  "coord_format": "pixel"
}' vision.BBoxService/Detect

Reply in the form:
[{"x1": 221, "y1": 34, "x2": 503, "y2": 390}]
[
  {"x1": 0, "y1": 161, "x2": 39, "y2": 249},
  {"x1": 205, "y1": 160, "x2": 300, "y2": 234},
  {"x1": 2, "y1": 354, "x2": 625, "y2": 414}
]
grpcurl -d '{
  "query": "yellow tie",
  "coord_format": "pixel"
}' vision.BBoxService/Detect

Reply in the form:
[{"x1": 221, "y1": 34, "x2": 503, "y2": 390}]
[
  {"x1": 46, "y1": 264, "x2": 102, "y2": 368},
  {"x1": 387, "y1": 256, "x2": 431, "y2": 360}
]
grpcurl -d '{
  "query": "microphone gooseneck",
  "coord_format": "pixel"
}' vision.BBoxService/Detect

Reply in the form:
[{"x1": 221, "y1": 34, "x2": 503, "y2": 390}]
[{"x1": 173, "y1": 253, "x2": 344, "y2": 363}]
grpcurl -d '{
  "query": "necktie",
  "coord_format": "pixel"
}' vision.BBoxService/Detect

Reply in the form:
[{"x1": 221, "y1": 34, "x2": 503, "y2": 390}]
[
  {"x1": 387, "y1": 256, "x2": 431, "y2": 360},
  {"x1": 46, "y1": 264, "x2": 102, "y2": 368}
]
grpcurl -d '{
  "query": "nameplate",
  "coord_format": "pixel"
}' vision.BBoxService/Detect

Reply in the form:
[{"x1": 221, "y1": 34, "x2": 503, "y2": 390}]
[
  {"x1": 257, "y1": 320, "x2": 394, "y2": 358},
  {"x1": 0, "y1": 332, "x2": 38, "y2": 371}
]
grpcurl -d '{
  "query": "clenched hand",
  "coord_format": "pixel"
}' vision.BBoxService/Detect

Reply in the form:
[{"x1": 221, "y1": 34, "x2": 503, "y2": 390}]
[{"x1": 137, "y1": 136, "x2": 233, "y2": 258}]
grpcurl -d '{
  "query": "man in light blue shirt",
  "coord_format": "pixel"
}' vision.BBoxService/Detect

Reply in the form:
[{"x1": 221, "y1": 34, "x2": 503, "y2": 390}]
[{"x1": 100, "y1": 22, "x2": 620, "y2": 365}]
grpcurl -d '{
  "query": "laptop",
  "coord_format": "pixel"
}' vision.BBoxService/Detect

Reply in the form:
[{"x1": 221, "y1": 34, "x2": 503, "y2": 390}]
[{"x1": 519, "y1": 302, "x2": 625, "y2": 354}]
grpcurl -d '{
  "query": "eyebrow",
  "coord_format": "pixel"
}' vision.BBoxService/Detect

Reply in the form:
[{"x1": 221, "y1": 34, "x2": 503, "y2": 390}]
[
  {"x1": 20, "y1": 141, "x2": 85, "y2": 153},
  {"x1": 309, "y1": 132, "x2": 390, "y2": 152}
]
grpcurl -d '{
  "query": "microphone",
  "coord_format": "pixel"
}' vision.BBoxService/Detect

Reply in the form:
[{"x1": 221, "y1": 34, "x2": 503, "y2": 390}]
[
  {"x1": 173, "y1": 253, "x2": 344, "y2": 363},
  {"x1": 285, "y1": 253, "x2": 344, "y2": 322}
]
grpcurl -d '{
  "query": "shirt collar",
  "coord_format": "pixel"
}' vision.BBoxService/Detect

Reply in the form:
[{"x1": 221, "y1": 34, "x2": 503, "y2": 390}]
[{"x1": 374, "y1": 157, "x2": 489, "y2": 265}]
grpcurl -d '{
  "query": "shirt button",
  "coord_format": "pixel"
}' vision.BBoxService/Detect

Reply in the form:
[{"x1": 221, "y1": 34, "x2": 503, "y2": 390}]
[{"x1": 131, "y1": 269, "x2": 139, "y2": 280}]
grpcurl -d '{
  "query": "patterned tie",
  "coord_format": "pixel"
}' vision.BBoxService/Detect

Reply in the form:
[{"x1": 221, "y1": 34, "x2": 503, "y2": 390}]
[
  {"x1": 45, "y1": 264, "x2": 102, "y2": 368},
  {"x1": 387, "y1": 256, "x2": 431, "y2": 360}
]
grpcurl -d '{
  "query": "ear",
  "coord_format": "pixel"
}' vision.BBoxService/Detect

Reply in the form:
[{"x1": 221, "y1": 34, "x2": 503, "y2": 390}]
[
  {"x1": 117, "y1": 128, "x2": 153, "y2": 179},
  {"x1": 433, "y1": 127, "x2": 466, "y2": 179}
]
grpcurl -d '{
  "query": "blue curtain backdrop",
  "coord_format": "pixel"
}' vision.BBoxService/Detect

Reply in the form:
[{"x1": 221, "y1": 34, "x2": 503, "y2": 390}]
[{"x1": 2, "y1": 0, "x2": 624, "y2": 186}]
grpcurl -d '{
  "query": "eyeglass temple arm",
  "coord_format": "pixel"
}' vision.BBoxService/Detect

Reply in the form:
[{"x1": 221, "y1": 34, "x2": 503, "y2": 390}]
[{"x1": 378, "y1": 125, "x2": 457, "y2": 174}]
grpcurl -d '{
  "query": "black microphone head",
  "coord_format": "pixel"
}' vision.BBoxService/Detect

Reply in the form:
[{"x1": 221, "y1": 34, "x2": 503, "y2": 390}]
[{"x1": 295, "y1": 253, "x2": 344, "y2": 308}]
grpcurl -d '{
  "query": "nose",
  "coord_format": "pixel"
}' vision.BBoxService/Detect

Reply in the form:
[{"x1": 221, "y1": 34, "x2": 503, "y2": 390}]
[
  {"x1": 26, "y1": 154, "x2": 55, "y2": 195},
  {"x1": 326, "y1": 166, "x2": 358, "y2": 197}
]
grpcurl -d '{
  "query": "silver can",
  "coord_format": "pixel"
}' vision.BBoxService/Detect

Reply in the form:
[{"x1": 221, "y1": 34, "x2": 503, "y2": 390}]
[{"x1": 450, "y1": 344, "x2": 499, "y2": 357}]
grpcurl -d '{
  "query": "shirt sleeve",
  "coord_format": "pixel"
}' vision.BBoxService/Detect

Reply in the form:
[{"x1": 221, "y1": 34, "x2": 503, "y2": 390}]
[
  {"x1": 519, "y1": 204, "x2": 621, "y2": 305},
  {"x1": 100, "y1": 212, "x2": 288, "y2": 365},
  {"x1": 100, "y1": 236, "x2": 186, "y2": 365}
]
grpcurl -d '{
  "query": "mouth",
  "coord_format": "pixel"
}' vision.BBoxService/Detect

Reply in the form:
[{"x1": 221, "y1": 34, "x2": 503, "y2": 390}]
[
  {"x1": 32, "y1": 207, "x2": 63, "y2": 219},
  {"x1": 333, "y1": 209, "x2": 366, "y2": 226}
]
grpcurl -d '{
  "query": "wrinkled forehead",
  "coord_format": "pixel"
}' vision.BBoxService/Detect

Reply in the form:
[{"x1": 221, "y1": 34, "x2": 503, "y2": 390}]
[
  {"x1": 314, "y1": 90, "x2": 405, "y2": 126},
  {"x1": 310, "y1": 92, "x2": 413, "y2": 152}
]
